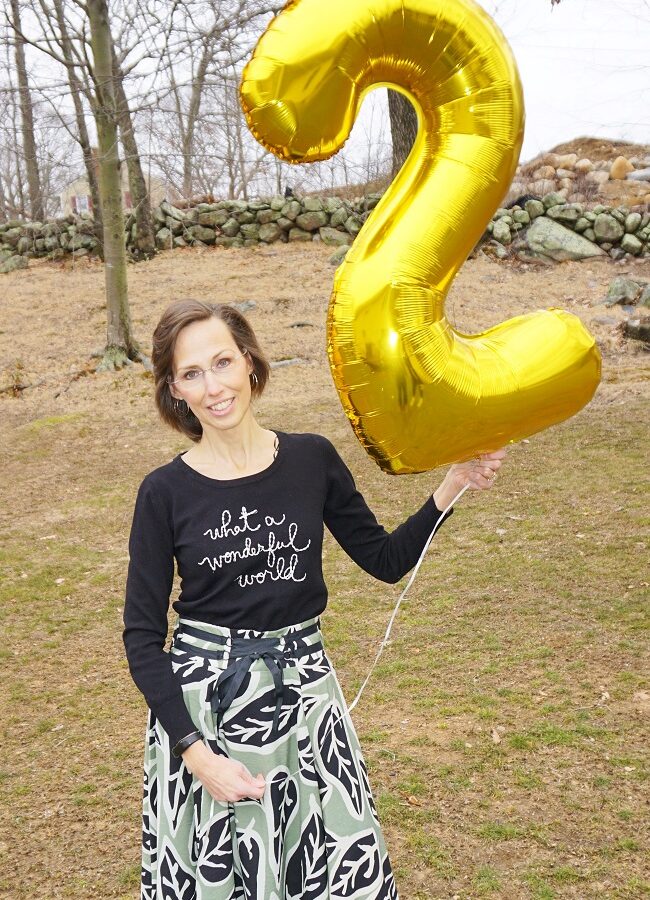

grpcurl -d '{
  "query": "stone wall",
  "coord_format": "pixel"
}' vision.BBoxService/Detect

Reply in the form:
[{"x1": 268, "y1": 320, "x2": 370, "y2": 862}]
[
  {"x1": 1, "y1": 185, "x2": 649, "y2": 274},
  {"x1": 484, "y1": 193, "x2": 650, "y2": 262}
]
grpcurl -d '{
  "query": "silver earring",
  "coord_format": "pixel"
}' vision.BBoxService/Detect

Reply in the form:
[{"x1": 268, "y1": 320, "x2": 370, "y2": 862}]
[
  {"x1": 251, "y1": 372, "x2": 259, "y2": 385},
  {"x1": 174, "y1": 398, "x2": 187, "y2": 413}
]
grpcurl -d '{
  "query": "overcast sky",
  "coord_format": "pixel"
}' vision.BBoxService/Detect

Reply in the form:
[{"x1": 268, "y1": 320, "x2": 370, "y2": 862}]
[
  {"x1": 350, "y1": 0, "x2": 649, "y2": 167},
  {"x1": 479, "y1": 0, "x2": 649, "y2": 161}
]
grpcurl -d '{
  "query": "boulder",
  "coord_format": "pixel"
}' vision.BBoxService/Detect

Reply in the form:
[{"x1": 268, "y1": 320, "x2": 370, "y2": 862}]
[
  {"x1": 364, "y1": 192, "x2": 382, "y2": 210},
  {"x1": 257, "y1": 208, "x2": 281, "y2": 225},
  {"x1": 329, "y1": 245, "x2": 349, "y2": 266},
  {"x1": 542, "y1": 192, "x2": 565, "y2": 209},
  {"x1": 288, "y1": 227, "x2": 313, "y2": 242},
  {"x1": 620, "y1": 234, "x2": 643, "y2": 256},
  {"x1": 555, "y1": 153, "x2": 578, "y2": 169},
  {"x1": 187, "y1": 225, "x2": 216, "y2": 244},
  {"x1": 319, "y1": 226, "x2": 352, "y2": 247},
  {"x1": 525, "y1": 217, "x2": 605, "y2": 261},
  {"x1": 258, "y1": 222, "x2": 282, "y2": 243},
  {"x1": 626, "y1": 167, "x2": 650, "y2": 182},
  {"x1": 303, "y1": 197, "x2": 324, "y2": 212},
  {"x1": 525, "y1": 199, "x2": 545, "y2": 219},
  {"x1": 281, "y1": 200, "x2": 301, "y2": 220},
  {"x1": 574, "y1": 158, "x2": 593, "y2": 174},
  {"x1": 239, "y1": 223, "x2": 260, "y2": 240},
  {"x1": 221, "y1": 218, "x2": 240, "y2": 237},
  {"x1": 198, "y1": 210, "x2": 229, "y2": 227},
  {"x1": 0, "y1": 254, "x2": 28, "y2": 274},
  {"x1": 330, "y1": 206, "x2": 349, "y2": 228},
  {"x1": 623, "y1": 316, "x2": 650, "y2": 344},
  {"x1": 165, "y1": 216, "x2": 183, "y2": 236},
  {"x1": 593, "y1": 213, "x2": 624, "y2": 243},
  {"x1": 492, "y1": 219, "x2": 512, "y2": 244},
  {"x1": 610, "y1": 156, "x2": 634, "y2": 179},
  {"x1": 160, "y1": 200, "x2": 186, "y2": 222},
  {"x1": 270, "y1": 195, "x2": 285, "y2": 211},
  {"x1": 625, "y1": 212, "x2": 642, "y2": 233},
  {"x1": 2, "y1": 228, "x2": 22, "y2": 248},
  {"x1": 528, "y1": 179, "x2": 555, "y2": 197},
  {"x1": 214, "y1": 235, "x2": 242, "y2": 248},
  {"x1": 603, "y1": 277, "x2": 642, "y2": 306},
  {"x1": 533, "y1": 165, "x2": 555, "y2": 180},
  {"x1": 546, "y1": 204, "x2": 583, "y2": 225},
  {"x1": 639, "y1": 285, "x2": 650, "y2": 307},
  {"x1": 344, "y1": 215, "x2": 363, "y2": 236},
  {"x1": 295, "y1": 211, "x2": 328, "y2": 231},
  {"x1": 324, "y1": 197, "x2": 343, "y2": 212}
]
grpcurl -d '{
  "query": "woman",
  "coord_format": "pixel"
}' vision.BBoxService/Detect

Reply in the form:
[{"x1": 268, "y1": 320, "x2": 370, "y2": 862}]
[{"x1": 123, "y1": 298, "x2": 505, "y2": 899}]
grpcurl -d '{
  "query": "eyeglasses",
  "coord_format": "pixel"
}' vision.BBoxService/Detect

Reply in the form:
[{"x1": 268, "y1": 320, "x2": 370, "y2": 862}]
[{"x1": 167, "y1": 350, "x2": 248, "y2": 390}]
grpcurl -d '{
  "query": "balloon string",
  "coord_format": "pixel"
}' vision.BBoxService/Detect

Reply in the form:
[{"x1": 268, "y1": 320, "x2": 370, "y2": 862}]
[{"x1": 345, "y1": 481, "x2": 469, "y2": 716}]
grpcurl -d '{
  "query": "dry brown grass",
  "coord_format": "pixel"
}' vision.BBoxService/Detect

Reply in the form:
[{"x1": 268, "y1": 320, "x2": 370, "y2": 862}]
[{"x1": 1, "y1": 244, "x2": 649, "y2": 898}]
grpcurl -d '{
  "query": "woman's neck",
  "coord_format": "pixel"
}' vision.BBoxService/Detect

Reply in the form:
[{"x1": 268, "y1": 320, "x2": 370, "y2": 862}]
[{"x1": 189, "y1": 418, "x2": 275, "y2": 477}]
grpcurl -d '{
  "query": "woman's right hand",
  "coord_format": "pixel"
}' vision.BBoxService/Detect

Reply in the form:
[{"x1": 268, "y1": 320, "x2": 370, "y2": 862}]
[{"x1": 181, "y1": 739, "x2": 266, "y2": 803}]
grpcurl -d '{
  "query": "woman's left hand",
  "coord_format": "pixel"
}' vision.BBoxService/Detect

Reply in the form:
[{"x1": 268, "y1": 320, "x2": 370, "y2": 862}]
[{"x1": 433, "y1": 448, "x2": 507, "y2": 510}]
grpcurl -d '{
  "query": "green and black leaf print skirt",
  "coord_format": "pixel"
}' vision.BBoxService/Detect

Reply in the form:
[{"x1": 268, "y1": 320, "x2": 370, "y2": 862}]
[{"x1": 141, "y1": 615, "x2": 398, "y2": 899}]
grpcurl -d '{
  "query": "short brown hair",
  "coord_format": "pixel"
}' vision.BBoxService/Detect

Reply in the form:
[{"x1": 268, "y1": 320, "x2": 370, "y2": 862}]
[{"x1": 152, "y1": 299, "x2": 270, "y2": 443}]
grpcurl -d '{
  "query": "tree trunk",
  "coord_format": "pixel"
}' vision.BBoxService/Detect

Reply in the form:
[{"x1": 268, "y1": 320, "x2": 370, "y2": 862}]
[
  {"x1": 111, "y1": 46, "x2": 155, "y2": 258},
  {"x1": 388, "y1": 90, "x2": 418, "y2": 180},
  {"x1": 52, "y1": 0, "x2": 103, "y2": 254},
  {"x1": 10, "y1": 0, "x2": 44, "y2": 221},
  {"x1": 87, "y1": 0, "x2": 142, "y2": 370}
]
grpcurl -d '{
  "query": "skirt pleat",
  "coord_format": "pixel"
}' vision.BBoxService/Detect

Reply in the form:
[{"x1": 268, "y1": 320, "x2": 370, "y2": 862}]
[{"x1": 140, "y1": 616, "x2": 398, "y2": 899}]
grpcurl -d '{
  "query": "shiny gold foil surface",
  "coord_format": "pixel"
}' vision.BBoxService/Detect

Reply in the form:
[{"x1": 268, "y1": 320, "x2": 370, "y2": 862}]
[{"x1": 241, "y1": 0, "x2": 602, "y2": 473}]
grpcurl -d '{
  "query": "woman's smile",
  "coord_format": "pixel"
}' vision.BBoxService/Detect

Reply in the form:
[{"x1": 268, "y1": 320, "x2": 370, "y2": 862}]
[{"x1": 206, "y1": 397, "x2": 235, "y2": 416}]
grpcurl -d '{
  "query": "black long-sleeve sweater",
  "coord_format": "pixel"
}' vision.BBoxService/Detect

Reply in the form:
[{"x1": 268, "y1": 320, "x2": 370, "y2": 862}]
[{"x1": 122, "y1": 431, "x2": 453, "y2": 745}]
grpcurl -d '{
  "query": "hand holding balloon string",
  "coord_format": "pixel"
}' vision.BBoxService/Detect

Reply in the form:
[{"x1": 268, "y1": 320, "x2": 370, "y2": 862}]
[{"x1": 433, "y1": 447, "x2": 508, "y2": 511}]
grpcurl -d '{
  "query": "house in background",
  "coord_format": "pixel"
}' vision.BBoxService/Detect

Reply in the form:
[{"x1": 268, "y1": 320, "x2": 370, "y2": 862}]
[{"x1": 60, "y1": 151, "x2": 170, "y2": 216}]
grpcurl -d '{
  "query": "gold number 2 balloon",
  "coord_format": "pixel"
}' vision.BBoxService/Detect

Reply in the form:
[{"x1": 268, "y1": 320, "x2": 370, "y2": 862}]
[{"x1": 241, "y1": 0, "x2": 602, "y2": 473}]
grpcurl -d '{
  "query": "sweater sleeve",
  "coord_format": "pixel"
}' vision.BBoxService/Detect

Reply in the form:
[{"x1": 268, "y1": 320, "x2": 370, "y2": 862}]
[
  {"x1": 122, "y1": 475, "x2": 198, "y2": 747},
  {"x1": 322, "y1": 438, "x2": 453, "y2": 583}
]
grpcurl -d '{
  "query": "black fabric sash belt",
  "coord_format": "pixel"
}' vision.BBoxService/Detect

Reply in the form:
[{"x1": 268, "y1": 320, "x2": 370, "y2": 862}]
[{"x1": 172, "y1": 622, "x2": 323, "y2": 736}]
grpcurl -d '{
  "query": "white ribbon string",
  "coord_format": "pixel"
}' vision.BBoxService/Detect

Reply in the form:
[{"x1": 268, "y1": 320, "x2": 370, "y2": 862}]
[{"x1": 346, "y1": 481, "x2": 470, "y2": 715}]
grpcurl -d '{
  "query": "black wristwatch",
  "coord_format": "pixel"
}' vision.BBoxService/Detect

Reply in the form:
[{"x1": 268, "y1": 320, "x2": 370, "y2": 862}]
[{"x1": 171, "y1": 730, "x2": 204, "y2": 758}]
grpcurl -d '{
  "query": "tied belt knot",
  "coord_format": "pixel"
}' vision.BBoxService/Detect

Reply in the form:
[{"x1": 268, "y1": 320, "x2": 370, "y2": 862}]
[{"x1": 173, "y1": 622, "x2": 322, "y2": 737}]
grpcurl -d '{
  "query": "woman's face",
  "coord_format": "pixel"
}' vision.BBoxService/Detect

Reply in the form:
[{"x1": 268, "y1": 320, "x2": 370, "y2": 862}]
[{"x1": 169, "y1": 316, "x2": 254, "y2": 434}]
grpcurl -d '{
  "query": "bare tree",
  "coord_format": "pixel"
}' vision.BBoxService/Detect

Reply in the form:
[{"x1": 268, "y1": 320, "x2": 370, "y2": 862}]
[
  {"x1": 9, "y1": 0, "x2": 44, "y2": 220},
  {"x1": 388, "y1": 91, "x2": 418, "y2": 179},
  {"x1": 111, "y1": 43, "x2": 155, "y2": 257},
  {"x1": 51, "y1": 0, "x2": 103, "y2": 247},
  {"x1": 86, "y1": 0, "x2": 144, "y2": 370}
]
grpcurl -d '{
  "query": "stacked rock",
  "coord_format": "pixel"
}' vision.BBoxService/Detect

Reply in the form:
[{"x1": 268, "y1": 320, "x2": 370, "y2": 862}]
[
  {"x1": 1, "y1": 181, "x2": 648, "y2": 273},
  {"x1": 508, "y1": 152, "x2": 650, "y2": 207},
  {"x1": 150, "y1": 194, "x2": 378, "y2": 251},
  {"x1": 485, "y1": 193, "x2": 650, "y2": 262}
]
